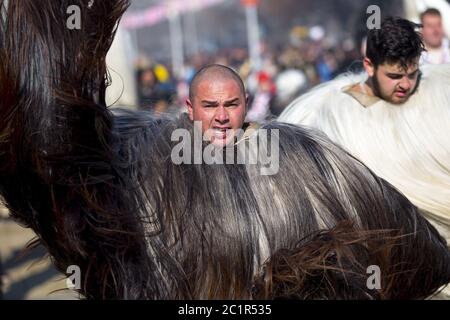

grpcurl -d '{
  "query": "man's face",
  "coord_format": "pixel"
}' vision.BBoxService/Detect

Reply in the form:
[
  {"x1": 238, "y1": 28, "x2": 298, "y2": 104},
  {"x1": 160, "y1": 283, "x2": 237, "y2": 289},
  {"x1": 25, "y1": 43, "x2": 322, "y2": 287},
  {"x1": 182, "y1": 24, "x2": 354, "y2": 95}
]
[
  {"x1": 187, "y1": 78, "x2": 247, "y2": 146},
  {"x1": 365, "y1": 59, "x2": 420, "y2": 105},
  {"x1": 422, "y1": 14, "x2": 444, "y2": 48}
]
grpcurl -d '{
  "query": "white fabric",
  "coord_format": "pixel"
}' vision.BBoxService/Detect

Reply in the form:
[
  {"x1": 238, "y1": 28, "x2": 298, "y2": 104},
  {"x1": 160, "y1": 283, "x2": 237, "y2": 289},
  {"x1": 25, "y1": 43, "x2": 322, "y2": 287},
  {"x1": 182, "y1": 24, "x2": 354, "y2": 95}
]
[
  {"x1": 421, "y1": 38, "x2": 450, "y2": 65},
  {"x1": 278, "y1": 64, "x2": 450, "y2": 244}
]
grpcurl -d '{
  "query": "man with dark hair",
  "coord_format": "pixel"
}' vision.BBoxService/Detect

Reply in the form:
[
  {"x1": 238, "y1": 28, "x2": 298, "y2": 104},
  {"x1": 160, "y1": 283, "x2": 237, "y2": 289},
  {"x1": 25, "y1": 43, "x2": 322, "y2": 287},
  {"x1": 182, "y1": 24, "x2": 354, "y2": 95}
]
[
  {"x1": 420, "y1": 8, "x2": 450, "y2": 64},
  {"x1": 359, "y1": 17, "x2": 424, "y2": 105},
  {"x1": 279, "y1": 17, "x2": 450, "y2": 272}
]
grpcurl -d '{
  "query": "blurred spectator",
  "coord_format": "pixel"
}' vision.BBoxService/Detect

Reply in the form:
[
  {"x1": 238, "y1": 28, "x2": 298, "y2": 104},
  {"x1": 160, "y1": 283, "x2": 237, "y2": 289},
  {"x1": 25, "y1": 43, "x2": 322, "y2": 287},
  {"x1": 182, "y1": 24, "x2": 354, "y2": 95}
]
[
  {"x1": 137, "y1": 64, "x2": 177, "y2": 114},
  {"x1": 273, "y1": 68, "x2": 308, "y2": 116},
  {"x1": 246, "y1": 71, "x2": 276, "y2": 123},
  {"x1": 317, "y1": 49, "x2": 339, "y2": 82},
  {"x1": 420, "y1": 8, "x2": 450, "y2": 64}
]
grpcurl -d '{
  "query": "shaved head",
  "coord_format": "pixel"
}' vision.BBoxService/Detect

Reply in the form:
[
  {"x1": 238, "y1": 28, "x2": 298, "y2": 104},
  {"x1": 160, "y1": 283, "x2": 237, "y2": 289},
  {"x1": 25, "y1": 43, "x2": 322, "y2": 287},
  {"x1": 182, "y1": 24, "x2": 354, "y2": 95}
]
[
  {"x1": 189, "y1": 64, "x2": 246, "y2": 101},
  {"x1": 186, "y1": 64, "x2": 248, "y2": 146}
]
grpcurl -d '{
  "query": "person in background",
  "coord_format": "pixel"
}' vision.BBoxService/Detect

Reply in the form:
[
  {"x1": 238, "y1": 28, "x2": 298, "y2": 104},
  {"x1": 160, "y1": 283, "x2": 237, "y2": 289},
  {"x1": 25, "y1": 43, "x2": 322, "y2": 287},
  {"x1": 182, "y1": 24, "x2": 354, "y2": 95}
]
[
  {"x1": 245, "y1": 71, "x2": 276, "y2": 123},
  {"x1": 420, "y1": 8, "x2": 450, "y2": 64}
]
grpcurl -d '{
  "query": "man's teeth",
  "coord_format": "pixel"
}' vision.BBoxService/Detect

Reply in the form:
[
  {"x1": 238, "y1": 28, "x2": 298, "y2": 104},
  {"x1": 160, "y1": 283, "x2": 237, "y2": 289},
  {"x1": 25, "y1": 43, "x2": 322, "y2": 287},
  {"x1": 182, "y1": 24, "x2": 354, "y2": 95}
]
[{"x1": 212, "y1": 128, "x2": 230, "y2": 139}]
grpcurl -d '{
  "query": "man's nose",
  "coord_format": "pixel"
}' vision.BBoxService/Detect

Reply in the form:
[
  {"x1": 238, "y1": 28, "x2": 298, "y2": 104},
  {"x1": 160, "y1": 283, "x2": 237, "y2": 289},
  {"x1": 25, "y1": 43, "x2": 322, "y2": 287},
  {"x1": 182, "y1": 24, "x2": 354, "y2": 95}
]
[
  {"x1": 215, "y1": 106, "x2": 229, "y2": 123},
  {"x1": 399, "y1": 77, "x2": 411, "y2": 91}
]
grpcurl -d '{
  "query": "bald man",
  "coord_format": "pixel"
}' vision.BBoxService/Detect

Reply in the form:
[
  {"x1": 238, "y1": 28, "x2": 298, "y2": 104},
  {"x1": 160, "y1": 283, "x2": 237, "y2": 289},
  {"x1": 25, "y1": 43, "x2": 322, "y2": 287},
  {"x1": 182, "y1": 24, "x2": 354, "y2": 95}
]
[{"x1": 186, "y1": 64, "x2": 250, "y2": 147}]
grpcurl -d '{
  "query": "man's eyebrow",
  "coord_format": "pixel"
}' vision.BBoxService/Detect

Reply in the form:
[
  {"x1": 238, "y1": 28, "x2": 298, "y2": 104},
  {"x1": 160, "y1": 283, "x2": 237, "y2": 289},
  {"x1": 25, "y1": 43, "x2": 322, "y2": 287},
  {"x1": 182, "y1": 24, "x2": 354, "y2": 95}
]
[
  {"x1": 224, "y1": 98, "x2": 240, "y2": 104},
  {"x1": 386, "y1": 69, "x2": 419, "y2": 77},
  {"x1": 201, "y1": 100, "x2": 218, "y2": 104}
]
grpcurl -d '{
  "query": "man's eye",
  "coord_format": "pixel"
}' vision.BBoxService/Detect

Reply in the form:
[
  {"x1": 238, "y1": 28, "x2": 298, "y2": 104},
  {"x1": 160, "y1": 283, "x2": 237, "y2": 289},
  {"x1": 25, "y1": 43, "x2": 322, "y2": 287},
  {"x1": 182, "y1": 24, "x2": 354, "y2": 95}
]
[{"x1": 389, "y1": 75, "x2": 402, "y2": 80}]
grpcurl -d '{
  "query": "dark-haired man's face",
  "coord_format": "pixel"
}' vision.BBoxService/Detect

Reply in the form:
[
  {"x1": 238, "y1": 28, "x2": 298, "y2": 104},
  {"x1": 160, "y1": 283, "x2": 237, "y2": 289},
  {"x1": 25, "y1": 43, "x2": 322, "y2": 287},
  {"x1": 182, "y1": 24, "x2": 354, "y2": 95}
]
[
  {"x1": 365, "y1": 59, "x2": 420, "y2": 105},
  {"x1": 187, "y1": 78, "x2": 247, "y2": 146}
]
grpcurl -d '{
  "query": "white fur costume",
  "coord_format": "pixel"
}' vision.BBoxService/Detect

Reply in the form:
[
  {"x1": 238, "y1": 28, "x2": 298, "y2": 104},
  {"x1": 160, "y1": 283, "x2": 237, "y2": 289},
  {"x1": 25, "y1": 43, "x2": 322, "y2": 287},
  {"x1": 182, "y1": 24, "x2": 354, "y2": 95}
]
[{"x1": 278, "y1": 64, "x2": 450, "y2": 245}]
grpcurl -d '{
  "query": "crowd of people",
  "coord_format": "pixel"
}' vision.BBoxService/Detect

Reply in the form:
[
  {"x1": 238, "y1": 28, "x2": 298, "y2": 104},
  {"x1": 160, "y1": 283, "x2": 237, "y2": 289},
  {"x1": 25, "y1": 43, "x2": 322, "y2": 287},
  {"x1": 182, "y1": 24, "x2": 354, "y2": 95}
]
[
  {"x1": 134, "y1": 29, "x2": 362, "y2": 120},
  {"x1": 134, "y1": 7, "x2": 450, "y2": 122}
]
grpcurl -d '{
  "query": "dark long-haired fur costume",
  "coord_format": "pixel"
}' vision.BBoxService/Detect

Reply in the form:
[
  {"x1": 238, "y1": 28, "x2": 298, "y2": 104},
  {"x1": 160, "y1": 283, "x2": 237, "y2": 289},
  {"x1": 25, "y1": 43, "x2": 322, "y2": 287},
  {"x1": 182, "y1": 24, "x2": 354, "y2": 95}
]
[{"x1": 0, "y1": 0, "x2": 450, "y2": 299}]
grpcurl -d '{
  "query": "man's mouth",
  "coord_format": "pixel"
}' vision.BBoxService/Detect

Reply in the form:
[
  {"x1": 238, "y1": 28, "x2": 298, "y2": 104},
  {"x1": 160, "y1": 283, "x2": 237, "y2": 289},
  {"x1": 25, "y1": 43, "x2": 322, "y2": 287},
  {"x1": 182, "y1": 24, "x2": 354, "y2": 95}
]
[
  {"x1": 395, "y1": 91, "x2": 408, "y2": 98},
  {"x1": 212, "y1": 127, "x2": 231, "y2": 139}
]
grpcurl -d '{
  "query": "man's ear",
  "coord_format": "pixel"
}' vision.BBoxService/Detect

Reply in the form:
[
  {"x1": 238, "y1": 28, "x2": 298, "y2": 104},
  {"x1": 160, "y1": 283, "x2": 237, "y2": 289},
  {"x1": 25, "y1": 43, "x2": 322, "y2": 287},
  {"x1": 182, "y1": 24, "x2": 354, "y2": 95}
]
[
  {"x1": 186, "y1": 99, "x2": 194, "y2": 121},
  {"x1": 363, "y1": 57, "x2": 375, "y2": 77},
  {"x1": 245, "y1": 94, "x2": 249, "y2": 110}
]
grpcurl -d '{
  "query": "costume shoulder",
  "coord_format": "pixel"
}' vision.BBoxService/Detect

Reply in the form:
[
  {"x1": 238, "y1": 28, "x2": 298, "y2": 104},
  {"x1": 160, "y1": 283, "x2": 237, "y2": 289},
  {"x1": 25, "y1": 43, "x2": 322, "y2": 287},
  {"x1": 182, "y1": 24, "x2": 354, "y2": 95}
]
[
  {"x1": 403, "y1": 63, "x2": 450, "y2": 142},
  {"x1": 417, "y1": 63, "x2": 450, "y2": 97},
  {"x1": 277, "y1": 72, "x2": 367, "y2": 126}
]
